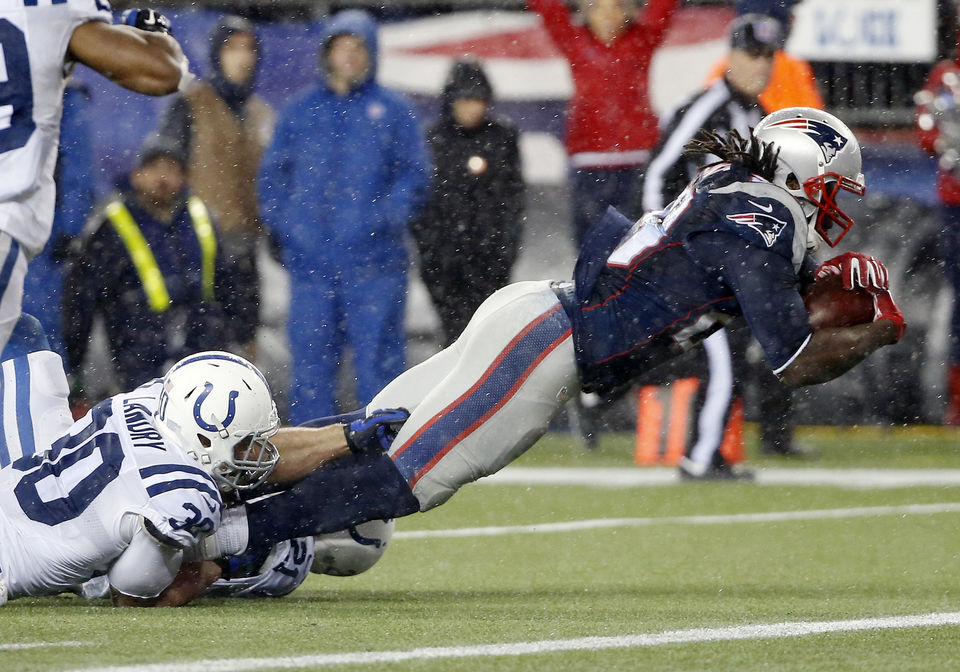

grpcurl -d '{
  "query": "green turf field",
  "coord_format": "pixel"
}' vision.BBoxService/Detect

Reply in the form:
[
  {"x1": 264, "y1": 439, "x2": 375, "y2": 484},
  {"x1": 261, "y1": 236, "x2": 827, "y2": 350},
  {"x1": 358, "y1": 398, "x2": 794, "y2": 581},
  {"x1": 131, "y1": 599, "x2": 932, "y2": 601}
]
[{"x1": 4, "y1": 428, "x2": 960, "y2": 671}]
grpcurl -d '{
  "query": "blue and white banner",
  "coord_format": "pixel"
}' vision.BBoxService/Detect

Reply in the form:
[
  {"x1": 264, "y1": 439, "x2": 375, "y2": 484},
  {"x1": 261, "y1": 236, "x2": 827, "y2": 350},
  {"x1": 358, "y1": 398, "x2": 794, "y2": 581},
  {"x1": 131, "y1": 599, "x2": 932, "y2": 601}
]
[{"x1": 788, "y1": 0, "x2": 937, "y2": 63}]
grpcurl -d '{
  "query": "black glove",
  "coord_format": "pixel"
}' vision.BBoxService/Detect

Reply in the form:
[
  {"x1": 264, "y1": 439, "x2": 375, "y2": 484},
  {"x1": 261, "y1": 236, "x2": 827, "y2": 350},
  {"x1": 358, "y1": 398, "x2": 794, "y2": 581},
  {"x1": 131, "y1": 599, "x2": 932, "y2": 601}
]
[
  {"x1": 343, "y1": 408, "x2": 410, "y2": 454},
  {"x1": 122, "y1": 8, "x2": 172, "y2": 35}
]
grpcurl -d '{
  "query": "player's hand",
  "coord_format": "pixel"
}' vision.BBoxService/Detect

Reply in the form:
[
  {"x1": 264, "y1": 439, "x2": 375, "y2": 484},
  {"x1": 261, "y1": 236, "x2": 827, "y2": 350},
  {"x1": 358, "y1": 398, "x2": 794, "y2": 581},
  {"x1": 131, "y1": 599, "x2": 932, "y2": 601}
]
[
  {"x1": 814, "y1": 252, "x2": 889, "y2": 293},
  {"x1": 872, "y1": 289, "x2": 907, "y2": 343},
  {"x1": 121, "y1": 9, "x2": 173, "y2": 35},
  {"x1": 344, "y1": 408, "x2": 410, "y2": 454}
]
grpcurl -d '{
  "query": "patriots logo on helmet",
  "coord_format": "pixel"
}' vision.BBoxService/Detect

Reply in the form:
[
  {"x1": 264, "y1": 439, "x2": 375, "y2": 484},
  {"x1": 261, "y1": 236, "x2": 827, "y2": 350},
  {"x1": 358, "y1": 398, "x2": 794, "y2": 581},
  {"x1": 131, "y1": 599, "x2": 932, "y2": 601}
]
[
  {"x1": 727, "y1": 211, "x2": 788, "y2": 247},
  {"x1": 768, "y1": 118, "x2": 848, "y2": 163}
]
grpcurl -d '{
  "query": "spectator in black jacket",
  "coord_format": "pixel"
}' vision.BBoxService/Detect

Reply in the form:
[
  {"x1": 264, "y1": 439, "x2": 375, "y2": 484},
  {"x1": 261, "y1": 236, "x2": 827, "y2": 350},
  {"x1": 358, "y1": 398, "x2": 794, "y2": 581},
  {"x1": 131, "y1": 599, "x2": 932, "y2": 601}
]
[
  {"x1": 63, "y1": 138, "x2": 238, "y2": 398},
  {"x1": 412, "y1": 59, "x2": 525, "y2": 346}
]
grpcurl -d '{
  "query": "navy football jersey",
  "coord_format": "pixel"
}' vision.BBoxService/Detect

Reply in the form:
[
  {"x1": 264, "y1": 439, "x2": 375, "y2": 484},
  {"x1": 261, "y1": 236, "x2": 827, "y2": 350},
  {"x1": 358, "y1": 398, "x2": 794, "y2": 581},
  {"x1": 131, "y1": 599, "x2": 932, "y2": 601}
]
[{"x1": 568, "y1": 162, "x2": 815, "y2": 394}]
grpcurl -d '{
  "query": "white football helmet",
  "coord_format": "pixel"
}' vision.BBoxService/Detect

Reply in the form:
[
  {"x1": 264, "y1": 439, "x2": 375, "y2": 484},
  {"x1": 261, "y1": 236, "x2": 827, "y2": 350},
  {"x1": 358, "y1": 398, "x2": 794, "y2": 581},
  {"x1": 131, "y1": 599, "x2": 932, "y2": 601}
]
[
  {"x1": 311, "y1": 519, "x2": 395, "y2": 577},
  {"x1": 753, "y1": 107, "x2": 865, "y2": 248},
  {"x1": 153, "y1": 351, "x2": 280, "y2": 491}
]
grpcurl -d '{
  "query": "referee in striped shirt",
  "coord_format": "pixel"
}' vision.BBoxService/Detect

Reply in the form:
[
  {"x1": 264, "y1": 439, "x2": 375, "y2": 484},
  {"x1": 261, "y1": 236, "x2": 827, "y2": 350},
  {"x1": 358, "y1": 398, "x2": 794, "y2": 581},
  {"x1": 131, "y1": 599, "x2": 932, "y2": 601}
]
[{"x1": 634, "y1": 14, "x2": 783, "y2": 479}]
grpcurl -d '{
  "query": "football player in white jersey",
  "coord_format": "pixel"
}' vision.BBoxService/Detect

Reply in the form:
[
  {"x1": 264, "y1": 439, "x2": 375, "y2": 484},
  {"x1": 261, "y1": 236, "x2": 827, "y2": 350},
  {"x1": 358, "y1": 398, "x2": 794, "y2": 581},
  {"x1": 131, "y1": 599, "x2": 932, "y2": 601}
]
[
  {"x1": 0, "y1": 316, "x2": 407, "y2": 607},
  {"x1": 0, "y1": 2, "x2": 192, "y2": 356}
]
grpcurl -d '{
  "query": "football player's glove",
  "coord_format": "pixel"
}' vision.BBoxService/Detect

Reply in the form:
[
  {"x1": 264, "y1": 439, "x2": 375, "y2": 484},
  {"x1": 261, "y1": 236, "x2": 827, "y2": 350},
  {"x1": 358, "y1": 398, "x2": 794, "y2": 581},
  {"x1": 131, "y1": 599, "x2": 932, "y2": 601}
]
[
  {"x1": 344, "y1": 408, "x2": 409, "y2": 454},
  {"x1": 122, "y1": 8, "x2": 172, "y2": 35},
  {"x1": 814, "y1": 252, "x2": 889, "y2": 293},
  {"x1": 872, "y1": 289, "x2": 907, "y2": 343}
]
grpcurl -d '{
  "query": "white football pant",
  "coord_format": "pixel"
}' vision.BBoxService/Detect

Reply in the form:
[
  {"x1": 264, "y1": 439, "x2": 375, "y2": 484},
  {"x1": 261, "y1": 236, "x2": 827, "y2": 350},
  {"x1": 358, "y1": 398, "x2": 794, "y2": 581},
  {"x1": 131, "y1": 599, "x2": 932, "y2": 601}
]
[{"x1": 371, "y1": 281, "x2": 578, "y2": 511}]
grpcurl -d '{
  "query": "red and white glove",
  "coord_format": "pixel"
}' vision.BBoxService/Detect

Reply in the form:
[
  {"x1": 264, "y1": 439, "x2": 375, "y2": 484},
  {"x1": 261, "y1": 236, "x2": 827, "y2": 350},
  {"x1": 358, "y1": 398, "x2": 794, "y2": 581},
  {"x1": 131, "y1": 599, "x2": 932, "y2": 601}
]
[
  {"x1": 815, "y1": 252, "x2": 905, "y2": 342},
  {"x1": 814, "y1": 251, "x2": 889, "y2": 292}
]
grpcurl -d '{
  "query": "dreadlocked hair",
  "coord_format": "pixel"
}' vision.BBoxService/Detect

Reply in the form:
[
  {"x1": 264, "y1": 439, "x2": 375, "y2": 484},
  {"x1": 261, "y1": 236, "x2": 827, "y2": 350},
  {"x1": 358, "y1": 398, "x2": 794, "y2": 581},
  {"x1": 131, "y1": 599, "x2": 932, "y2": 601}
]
[{"x1": 682, "y1": 128, "x2": 779, "y2": 182}]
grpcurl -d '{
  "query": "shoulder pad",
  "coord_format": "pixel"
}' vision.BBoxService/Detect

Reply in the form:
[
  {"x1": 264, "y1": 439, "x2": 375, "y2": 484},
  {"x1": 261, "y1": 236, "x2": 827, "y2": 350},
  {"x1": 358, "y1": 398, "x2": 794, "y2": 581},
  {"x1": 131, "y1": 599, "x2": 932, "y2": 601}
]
[{"x1": 706, "y1": 180, "x2": 808, "y2": 265}]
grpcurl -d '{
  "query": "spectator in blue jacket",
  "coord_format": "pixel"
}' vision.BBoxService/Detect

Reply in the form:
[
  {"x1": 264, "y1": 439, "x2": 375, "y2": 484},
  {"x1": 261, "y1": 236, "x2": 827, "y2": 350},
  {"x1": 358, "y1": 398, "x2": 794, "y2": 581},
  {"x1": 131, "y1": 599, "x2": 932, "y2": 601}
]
[{"x1": 259, "y1": 10, "x2": 430, "y2": 424}]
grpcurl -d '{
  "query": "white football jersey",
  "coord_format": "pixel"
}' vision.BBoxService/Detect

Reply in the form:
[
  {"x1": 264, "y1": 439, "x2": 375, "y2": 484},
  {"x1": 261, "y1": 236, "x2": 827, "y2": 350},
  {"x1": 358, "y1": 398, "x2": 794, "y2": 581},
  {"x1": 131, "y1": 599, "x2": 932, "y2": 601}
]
[
  {"x1": 0, "y1": 379, "x2": 223, "y2": 599},
  {"x1": 0, "y1": 0, "x2": 110, "y2": 256}
]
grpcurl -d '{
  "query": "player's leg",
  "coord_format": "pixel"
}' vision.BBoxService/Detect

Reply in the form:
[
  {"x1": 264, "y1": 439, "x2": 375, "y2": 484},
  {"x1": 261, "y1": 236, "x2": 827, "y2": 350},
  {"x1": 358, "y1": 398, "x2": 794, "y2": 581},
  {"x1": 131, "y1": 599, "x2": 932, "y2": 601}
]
[
  {"x1": 227, "y1": 283, "x2": 576, "y2": 550},
  {"x1": 243, "y1": 451, "x2": 418, "y2": 547},
  {"x1": 386, "y1": 281, "x2": 578, "y2": 511},
  {"x1": 187, "y1": 411, "x2": 417, "y2": 564},
  {"x1": 0, "y1": 313, "x2": 73, "y2": 467},
  {"x1": 344, "y1": 271, "x2": 406, "y2": 408},
  {"x1": 0, "y1": 234, "x2": 27, "y2": 356},
  {"x1": 679, "y1": 329, "x2": 738, "y2": 478},
  {"x1": 287, "y1": 276, "x2": 341, "y2": 423}
]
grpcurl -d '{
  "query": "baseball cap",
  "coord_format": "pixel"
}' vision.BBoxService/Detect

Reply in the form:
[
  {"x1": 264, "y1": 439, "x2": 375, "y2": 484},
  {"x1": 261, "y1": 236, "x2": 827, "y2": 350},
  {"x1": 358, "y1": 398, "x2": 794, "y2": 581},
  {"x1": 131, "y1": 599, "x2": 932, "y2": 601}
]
[
  {"x1": 735, "y1": 0, "x2": 799, "y2": 26},
  {"x1": 730, "y1": 13, "x2": 785, "y2": 54}
]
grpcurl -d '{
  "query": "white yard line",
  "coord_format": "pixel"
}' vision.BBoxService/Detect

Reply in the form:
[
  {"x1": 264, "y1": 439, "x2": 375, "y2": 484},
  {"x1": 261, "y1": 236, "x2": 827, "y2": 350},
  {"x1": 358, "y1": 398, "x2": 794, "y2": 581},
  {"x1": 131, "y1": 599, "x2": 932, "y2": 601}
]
[
  {"x1": 479, "y1": 466, "x2": 960, "y2": 489},
  {"x1": 394, "y1": 501, "x2": 960, "y2": 539},
  {"x1": 0, "y1": 642, "x2": 85, "y2": 651},
  {"x1": 62, "y1": 612, "x2": 960, "y2": 672}
]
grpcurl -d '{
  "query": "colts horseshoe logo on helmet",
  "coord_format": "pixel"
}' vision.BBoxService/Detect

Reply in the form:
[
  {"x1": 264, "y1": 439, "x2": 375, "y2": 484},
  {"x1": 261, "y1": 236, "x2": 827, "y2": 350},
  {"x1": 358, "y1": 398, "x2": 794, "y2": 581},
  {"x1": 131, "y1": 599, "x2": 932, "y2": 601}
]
[{"x1": 193, "y1": 382, "x2": 240, "y2": 434}]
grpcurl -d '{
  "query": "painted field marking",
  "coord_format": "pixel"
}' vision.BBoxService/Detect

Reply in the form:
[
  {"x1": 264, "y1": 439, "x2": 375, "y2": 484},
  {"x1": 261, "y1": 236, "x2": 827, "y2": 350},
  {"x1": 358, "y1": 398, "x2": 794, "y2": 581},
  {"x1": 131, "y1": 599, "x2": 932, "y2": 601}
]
[
  {"x1": 479, "y1": 466, "x2": 960, "y2": 489},
  {"x1": 62, "y1": 612, "x2": 960, "y2": 672},
  {"x1": 394, "y1": 501, "x2": 960, "y2": 540},
  {"x1": 0, "y1": 642, "x2": 85, "y2": 651}
]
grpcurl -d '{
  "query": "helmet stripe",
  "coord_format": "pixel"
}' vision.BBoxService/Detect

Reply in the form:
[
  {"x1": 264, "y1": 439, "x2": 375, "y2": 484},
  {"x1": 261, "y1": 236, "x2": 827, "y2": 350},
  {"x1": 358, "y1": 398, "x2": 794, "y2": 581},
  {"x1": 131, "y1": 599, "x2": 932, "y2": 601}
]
[{"x1": 166, "y1": 352, "x2": 270, "y2": 390}]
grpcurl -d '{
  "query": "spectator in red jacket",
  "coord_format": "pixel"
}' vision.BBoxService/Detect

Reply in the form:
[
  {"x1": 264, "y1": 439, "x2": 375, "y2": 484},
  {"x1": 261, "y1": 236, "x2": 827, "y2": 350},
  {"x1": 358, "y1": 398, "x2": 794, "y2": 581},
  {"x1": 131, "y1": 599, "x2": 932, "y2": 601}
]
[
  {"x1": 528, "y1": 0, "x2": 680, "y2": 246},
  {"x1": 917, "y1": 51, "x2": 960, "y2": 424}
]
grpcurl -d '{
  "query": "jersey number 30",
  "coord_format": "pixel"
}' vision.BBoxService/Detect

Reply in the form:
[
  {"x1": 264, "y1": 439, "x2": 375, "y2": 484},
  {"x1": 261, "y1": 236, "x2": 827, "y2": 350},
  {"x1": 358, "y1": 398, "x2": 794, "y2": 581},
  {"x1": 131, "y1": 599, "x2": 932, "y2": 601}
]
[
  {"x1": 0, "y1": 19, "x2": 36, "y2": 153},
  {"x1": 13, "y1": 404, "x2": 123, "y2": 526}
]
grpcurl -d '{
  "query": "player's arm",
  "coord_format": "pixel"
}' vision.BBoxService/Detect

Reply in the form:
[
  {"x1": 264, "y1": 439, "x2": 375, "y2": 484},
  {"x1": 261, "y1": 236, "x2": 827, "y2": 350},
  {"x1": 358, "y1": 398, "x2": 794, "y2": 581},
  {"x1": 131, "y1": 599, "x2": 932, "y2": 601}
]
[
  {"x1": 268, "y1": 425, "x2": 354, "y2": 484},
  {"x1": 108, "y1": 523, "x2": 185, "y2": 607},
  {"x1": 778, "y1": 321, "x2": 898, "y2": 387},
  {"x1": 779, "y1": 252, "x2": 904, "y2": 387},
  {"x1": 68, "y1": 22, "x2": 187, "y2": 96},
  {"x1": 268, "y1": 409, "x2": 410, "y2": 484},
  {"x1": 691, "y1": 232, "x2": 901, "y2": 389}
]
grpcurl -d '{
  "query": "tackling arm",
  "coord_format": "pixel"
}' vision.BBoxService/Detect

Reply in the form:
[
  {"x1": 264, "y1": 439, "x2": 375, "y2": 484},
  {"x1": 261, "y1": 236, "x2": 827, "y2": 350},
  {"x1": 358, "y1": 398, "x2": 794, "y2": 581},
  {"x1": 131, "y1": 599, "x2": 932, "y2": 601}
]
[
  {"x1": 267, "y1": 425, "x2": 353, "y2": 484},
  {"x1": 68, "y1": 22, "x2": 188, "y2": 96},
  {"x1": 108, "y1": 523, "x2": 184, "y2": 607},
  {"x1": 268, "y1": 409, "x2": 411, "y2": 484}
]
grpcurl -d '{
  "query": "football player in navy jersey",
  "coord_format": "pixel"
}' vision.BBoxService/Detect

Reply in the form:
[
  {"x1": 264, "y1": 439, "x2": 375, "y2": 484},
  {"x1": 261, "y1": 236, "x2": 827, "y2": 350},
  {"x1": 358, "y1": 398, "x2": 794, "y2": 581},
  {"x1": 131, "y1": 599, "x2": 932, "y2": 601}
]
[
  {"x1": 166, "y1": 109, "x2": 905, "y2": 586},
  {"x1": 366, "y1": 106, "x2": 903, "y2": 512}
]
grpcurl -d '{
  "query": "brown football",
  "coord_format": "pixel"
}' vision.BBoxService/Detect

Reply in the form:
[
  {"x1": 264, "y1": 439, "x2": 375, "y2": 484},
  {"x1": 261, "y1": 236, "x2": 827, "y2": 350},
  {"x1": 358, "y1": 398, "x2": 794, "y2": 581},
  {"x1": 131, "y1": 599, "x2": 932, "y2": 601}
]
[{"x1": 803, "y1": 273, "x2": 876, "y2": 330}]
